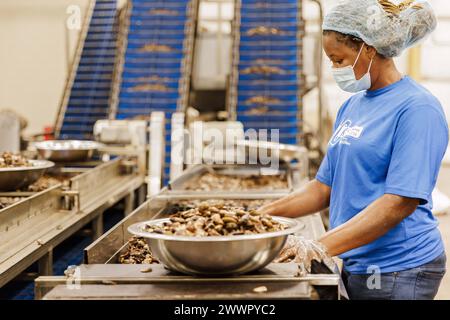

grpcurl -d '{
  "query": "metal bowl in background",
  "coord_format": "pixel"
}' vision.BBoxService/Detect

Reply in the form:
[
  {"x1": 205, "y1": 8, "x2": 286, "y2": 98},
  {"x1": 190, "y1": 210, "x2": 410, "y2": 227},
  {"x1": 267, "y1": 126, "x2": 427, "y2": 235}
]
[
  {"x1": 34, "y1": 140, "x2": 104, "y2": 162},
  {"x1": 0, "y1": 160, "x2": 55, "y2": 191},
  {"x1": 128, "y1": 216, "x2": 302, "y2": 276}
]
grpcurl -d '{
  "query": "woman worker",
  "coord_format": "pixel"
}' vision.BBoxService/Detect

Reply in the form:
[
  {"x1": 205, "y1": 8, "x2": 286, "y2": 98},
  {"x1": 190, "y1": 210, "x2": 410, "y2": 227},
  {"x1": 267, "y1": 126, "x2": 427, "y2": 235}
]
[{"x1": 259, "y1": 0, "x2": 448, "y2": 300}]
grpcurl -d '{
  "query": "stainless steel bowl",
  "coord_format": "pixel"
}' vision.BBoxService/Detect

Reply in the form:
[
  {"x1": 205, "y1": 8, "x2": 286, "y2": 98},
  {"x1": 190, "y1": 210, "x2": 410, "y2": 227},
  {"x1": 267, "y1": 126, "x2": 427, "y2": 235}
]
[
  {"x1": 35, "y1": 140, "x2": 103, "y2": 162},
  {"x1": 0, "y1": 160, "x2": 55, "y2": 191},
  {"x1": 128, "y1": 216, "x2": 302, "y2": 276}
]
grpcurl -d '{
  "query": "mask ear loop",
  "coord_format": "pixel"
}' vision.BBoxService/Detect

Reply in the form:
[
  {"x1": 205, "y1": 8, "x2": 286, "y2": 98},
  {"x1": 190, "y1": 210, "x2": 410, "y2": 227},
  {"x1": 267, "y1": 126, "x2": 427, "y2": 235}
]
[
  {"x1": 353, "y1": 43, "x2": 374, "y2": 74},
  {"x1": 352, "y1": 43, "x2": 365, "y2": 68},
  {"x1": 367, "y1": 57, "x2": 374, "y2": 73}
]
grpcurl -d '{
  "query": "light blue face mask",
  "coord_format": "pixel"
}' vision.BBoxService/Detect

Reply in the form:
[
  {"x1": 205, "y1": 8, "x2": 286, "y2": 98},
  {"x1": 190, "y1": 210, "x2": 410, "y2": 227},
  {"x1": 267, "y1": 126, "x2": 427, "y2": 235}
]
[{"x1": 331, "y1": 43, "x2": 374, "y2": 93}]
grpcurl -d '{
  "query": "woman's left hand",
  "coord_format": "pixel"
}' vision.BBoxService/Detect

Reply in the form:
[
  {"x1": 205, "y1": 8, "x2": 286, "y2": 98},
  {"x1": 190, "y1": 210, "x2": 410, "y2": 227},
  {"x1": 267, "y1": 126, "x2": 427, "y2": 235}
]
[{"x1": 275, "y1": 235, "x2": 336, "y2": 275}]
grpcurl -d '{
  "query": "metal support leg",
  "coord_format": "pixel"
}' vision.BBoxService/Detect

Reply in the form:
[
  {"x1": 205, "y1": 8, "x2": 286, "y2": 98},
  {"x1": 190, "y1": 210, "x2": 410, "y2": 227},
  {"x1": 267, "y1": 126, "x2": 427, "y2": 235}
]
[
  {"x1": 124, "y1": 191, "x2": 135, "y2": 216},
  {"x1": 137, "y1": 184, "x2": 146, "y2": 205},
  {"x1": 92, "y1": 212, "x2": 104, "y2": 240},
  {"x1": 38, "y1": 250, "x2": 53, "y2": 276}
]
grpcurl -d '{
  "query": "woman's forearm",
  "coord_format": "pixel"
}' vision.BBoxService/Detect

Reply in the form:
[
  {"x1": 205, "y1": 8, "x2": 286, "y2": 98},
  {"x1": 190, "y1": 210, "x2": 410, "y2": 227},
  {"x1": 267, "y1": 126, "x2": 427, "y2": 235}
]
[
  {"x1": 258, "y1": 179, "x2": 331, "y2": 218},
  {"x1": 319, "y1": 194, "x2": 419, "y2": 257}
]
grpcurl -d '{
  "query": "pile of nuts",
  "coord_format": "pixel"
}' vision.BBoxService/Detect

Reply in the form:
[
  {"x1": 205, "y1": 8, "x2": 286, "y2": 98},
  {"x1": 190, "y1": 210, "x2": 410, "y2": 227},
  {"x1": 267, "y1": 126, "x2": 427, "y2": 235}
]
[
  {"x1": 184, "y1": 172, "x2": 288, "y2": 191},
  {"x1": 136, "y1": 75, "x2": 170, "y2": 82},
  {"x1": 149, "y1": 9, "x2": 178, "y2": 16},
  {"x1": 247, "y1": 26, "x2": 286, "y2": 36},
  {"x1": 130, "y1": 83, "x2": 170, "y2": 92},
  {"x1": 245, "y1": 96, "x2": 282, "y2": 105},
  {"x1": 144, "y1": 202, "x2": 286, "y2": 237},
  {"x1": 119, "y1": 236, "x2": 159, "y2": 264},
  {"x1": 0, "y1": 152, "x2": 31, "y2": 168},
  {"x1": 241, "y1": 65, "x2": 285, "y2": 75},
  {"x1": 243, "y1": 106, "x2": 285, "y2": 115},
  {"x1": 169, "y1": 199, "x2": 273, "y2": 214},
  {"x1": 138, "y1": 43, "x2": 173, "y2": 53}
]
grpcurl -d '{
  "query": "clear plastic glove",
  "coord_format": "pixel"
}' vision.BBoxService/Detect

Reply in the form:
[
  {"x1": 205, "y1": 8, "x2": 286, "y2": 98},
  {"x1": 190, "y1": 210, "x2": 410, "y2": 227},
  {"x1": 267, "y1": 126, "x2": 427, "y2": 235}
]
[{"x1": 274, "y1": 235, "x2": 336, "y2": 276}]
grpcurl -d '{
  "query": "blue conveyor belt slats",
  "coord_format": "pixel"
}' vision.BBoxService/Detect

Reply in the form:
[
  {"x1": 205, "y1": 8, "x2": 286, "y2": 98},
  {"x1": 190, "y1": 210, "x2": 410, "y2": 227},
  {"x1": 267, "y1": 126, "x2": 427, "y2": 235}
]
[
  {"x1": 112, "y1": 0, "x2": 197, "y2": 184},
  {"x1": 230, "y1": 0, "x2": 303, "y2": 145},
  {"x1": 58, "y1": 0, "x2": 118, "y2": 140}
]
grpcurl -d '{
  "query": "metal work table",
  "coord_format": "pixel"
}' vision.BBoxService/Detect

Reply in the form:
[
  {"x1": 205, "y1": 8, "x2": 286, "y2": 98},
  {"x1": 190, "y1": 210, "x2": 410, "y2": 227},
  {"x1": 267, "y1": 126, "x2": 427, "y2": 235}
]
[
  {"x1": 35, "y1": 263, "x2": 339, "y2": 300},
  {"x1": 35, "y1": 161, "x2": 338, "y2": 300},
  {"x1": 35, "y1": 199, "x2": 334, "y2": 299}
]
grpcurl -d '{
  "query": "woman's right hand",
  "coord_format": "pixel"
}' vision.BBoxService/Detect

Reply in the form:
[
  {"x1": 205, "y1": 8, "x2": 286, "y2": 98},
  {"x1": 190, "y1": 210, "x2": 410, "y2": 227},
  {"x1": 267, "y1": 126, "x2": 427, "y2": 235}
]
[{"x1": 275, "y1": 235, "x2": 336, "y2": 276}]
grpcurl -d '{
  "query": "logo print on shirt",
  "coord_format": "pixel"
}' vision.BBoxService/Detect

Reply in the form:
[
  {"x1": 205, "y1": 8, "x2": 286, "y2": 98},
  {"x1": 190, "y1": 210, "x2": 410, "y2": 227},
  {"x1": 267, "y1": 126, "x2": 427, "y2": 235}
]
[{"x1": 329, "y1": 120, "x2": 364, "y2": 146}]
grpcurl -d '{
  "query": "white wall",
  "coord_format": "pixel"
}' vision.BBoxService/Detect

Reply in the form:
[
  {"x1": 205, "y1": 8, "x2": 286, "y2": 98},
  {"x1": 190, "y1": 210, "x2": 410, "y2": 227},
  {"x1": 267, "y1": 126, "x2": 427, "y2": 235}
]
[{"x1": 0, "y1": 0, "x2": 90, "y2": 136}]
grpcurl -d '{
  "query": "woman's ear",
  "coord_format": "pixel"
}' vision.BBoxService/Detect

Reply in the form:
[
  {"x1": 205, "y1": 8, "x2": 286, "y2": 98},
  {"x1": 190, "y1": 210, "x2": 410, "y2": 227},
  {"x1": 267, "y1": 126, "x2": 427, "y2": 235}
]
[{"x1": 365, "y1": 45, "x2": 377, "y2": 60}]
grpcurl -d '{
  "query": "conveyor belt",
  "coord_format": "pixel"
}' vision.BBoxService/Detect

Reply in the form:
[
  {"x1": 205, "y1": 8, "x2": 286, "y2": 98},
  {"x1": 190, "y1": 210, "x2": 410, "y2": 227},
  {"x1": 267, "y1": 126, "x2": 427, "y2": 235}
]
[
  {"x1": 55, "y1": 0, "x2": 119, "y2": 140},
  {"x1": 228, "y1": 0, "x2": 304, "y2": 145},
  {"x1": 109, "y1": 0, "x2": 198, "y2": 185}
]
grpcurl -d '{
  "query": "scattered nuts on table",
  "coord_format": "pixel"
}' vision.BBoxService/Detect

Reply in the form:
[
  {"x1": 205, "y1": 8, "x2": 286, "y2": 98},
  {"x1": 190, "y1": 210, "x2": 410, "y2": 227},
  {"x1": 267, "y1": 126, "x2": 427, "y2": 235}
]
[
  {"x1": 0, "y1": 152, "x2": 31, "y2": 168},
  {"x1": 140, "y1": 267, "x2": 153, "y2": 273},
  {"x1": 144, "y1": 202, "x2": 287, "y2": 237},
  {"x1": 119, "y1": 236, "x2": 159, "y2": 264},
  {"x1": 253, "y1": 285, "x2": 268, "y2": 293},
  {"x1": 183, "y1": 172, "x2": 288, "y2": 191}
]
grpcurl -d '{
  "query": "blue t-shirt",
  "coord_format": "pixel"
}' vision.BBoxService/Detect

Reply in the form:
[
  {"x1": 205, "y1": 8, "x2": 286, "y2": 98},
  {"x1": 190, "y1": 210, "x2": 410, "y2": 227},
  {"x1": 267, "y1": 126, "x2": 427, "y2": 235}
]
[{"x1": 316, "y1": 76, "x2": 449, "y2": 274}]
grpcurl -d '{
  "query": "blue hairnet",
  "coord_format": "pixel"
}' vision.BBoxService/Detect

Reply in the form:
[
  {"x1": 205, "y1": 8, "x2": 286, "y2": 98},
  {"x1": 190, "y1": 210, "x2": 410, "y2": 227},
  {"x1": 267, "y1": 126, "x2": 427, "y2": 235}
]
[{"x1": 322, "y1": 0, "x2": 437, "y2": 57}]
